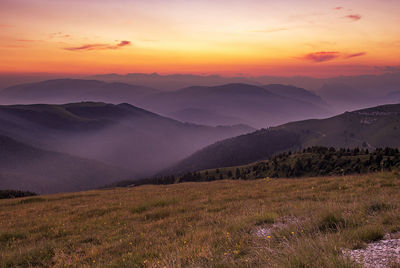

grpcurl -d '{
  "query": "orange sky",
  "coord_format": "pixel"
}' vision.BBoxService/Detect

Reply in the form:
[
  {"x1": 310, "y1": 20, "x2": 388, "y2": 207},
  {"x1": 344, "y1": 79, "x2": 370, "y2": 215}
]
[{"x1": 0, "y1": 0, "x2": 399, "y2": 77}]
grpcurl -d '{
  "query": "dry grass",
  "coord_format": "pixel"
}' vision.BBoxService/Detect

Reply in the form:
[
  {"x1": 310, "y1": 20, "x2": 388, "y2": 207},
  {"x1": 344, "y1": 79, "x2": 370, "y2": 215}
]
[{"x1": 1, "y1": 172, "x2": 400, "y2": 267}]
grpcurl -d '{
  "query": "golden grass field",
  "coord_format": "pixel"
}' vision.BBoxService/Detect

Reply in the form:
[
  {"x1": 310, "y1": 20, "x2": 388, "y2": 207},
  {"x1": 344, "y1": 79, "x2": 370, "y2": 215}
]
[{"x1": 1, "y1": 172, "x2": 400, "y2": 267}]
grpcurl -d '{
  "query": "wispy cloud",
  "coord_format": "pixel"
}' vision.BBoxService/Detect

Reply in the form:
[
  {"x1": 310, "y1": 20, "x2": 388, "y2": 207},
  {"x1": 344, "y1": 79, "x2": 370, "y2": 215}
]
[
  {"x1": 334, "y1": 7, "x2": 344, "y2": 10},
  {"x1": 345, "y1": 14, "x2": 362, "y2": 22},
  {"x1": 300, "y1": 51, "x2": 366, "y2": 62},
  {"x1": 64, "y1": 40, "x2": 131, "y2": 51},
  {"x1": 64, "y1": 44, "x2": 105, "y2": 51},
  {"x1": 0, "y1": 24, "x2": 10, "y2": 28},
  {"x1": 344, "y1": 52, "x2": 366, "y2": 59},
  {"x1": 248, "y1": 28, "x2": 288, "y2": 33},
  {"x1": 50, "y1": 32, "x2": 71, "y2": 39},
  {"x1": 301, "y1": 52, "x2": 340, "y2": 62}
]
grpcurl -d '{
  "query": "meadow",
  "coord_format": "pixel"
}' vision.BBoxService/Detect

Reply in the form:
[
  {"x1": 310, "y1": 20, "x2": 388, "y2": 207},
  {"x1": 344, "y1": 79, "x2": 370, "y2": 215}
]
[{"x1": 1, "y1": 172, "x2": 400, "y2": 267}]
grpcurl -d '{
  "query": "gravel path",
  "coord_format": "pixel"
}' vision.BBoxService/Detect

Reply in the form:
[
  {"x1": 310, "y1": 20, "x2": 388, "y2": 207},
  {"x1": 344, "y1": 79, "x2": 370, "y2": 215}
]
[{"x1": 343, "y1": 233, "x2": 400, "y2": 267}]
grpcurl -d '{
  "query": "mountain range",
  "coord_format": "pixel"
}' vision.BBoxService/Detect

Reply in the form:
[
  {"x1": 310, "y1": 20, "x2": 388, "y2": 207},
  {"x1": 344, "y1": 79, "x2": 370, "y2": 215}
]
[
  {"x1": 2, "y1": 72, "x2": 399, "y2": 115},
  {"x1": 0, "y1": 79, "x2": 332, "y2": 128},
  {"x1": 0, "y1": 75, "x2": 399, "y2": 193},
  {"x1": 139, "y1": 83, "x2": 331, "y2": 128},
  {"x1": 0, "y1": 79, "x2": 158, "y2": 105},
  {"x1": 0, "y1": 102, "x2": 252, "y2": 182}
]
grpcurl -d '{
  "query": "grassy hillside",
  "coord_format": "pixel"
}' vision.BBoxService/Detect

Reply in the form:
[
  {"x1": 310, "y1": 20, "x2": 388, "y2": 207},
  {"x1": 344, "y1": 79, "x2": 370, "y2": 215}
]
[
  {"x1": 274, "y1": 103, "x2": 400, "y2": 148},
  {"x1": 1, "y1": 173, "x2": 399, "y2": 267},
  {"x1": 170, "y1": 104, "x2": 400, "y2": 172},
  {"x1": 165, "y1": 129, "x2": 300, "y2": 174},
  {"x1": 116, "y1": 147, "x2": 400, "y2": 187}
]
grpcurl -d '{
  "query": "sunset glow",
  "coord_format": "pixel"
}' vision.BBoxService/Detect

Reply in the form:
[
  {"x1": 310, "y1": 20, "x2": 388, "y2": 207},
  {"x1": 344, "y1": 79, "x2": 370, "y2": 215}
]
[{"x1": 0, "y1": 0, "x2": 399, "y2": 77}]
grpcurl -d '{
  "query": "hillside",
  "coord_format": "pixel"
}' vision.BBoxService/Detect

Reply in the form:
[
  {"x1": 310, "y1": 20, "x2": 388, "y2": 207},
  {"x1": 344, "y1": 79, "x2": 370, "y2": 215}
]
[
  {"x1": 0, "y1": 135, "x2": 129, "y2": 194},
  {"x1": 0, "y1": 79, "x2": 158, "y2": 105},
  {"x1": 112, "y1": 147, "x2": 400, "y2": 187},
  {"x1": 165, "y1": 129, "x2": 301, "y2": 174},
  {"x1": 274, "y1": 103, "x2": 400, "y2": 148},
  {"x1": 262, "y1": 84, "x2": 328, "y2": 108},
  {"x1": 1, "y1": 172, "x2": 399, "y2": 267},
  {"x1": 0, "y1": 102, "x2": 253, "y2": 177},
  {"x1": 140, "y1": 83, "x2": 331, "y2": 128},
  {"x1": 168, "y1": 104, "x2": 400, "y2": 172}
]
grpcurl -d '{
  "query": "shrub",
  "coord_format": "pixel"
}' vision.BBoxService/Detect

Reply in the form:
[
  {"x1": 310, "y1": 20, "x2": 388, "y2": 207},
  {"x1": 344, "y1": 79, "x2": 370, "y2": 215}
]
[
  {"x1": 130, "y1": 205, "x2": 148, "y2": 214},
  {"x1": 366, "y1": 202, "x2": 392, "y2": 214},
  {"x1": 354, "y1": 226, "x2": 384, "y2": 243},
  {"x1": 0, "y1": 232, "x2": 26, "y2": 243},
  {"x1": 254, "y1": 212, "x2": 278, "y2": 225},
  {"x1": 318, "y1": 212, "x2": 345, "y2": 232}
]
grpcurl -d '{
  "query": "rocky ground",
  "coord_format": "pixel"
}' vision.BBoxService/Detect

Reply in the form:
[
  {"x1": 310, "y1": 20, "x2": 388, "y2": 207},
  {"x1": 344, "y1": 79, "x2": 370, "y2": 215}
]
[{"x1": 343, "y1": 232, "x2": 400, "y2": 268}]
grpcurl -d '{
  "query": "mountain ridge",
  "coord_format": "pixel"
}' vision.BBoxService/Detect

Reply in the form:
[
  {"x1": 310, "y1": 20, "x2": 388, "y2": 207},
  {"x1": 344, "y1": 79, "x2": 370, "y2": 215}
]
[{"x1": 166, "y1": 103, "x2": 400, "y2": 173}]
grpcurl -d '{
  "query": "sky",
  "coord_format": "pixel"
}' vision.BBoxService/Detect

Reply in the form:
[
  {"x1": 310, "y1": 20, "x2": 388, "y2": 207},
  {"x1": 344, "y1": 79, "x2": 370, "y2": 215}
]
[{"x1": 0, "y1": 0, "x2": 399, "y2": 77}]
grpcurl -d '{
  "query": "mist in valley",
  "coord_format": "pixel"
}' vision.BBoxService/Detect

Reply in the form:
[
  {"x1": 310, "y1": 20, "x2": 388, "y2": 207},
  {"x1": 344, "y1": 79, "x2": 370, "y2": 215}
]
[{"x1": 0, "y1": 72, "x2": 399, "y2": 193}]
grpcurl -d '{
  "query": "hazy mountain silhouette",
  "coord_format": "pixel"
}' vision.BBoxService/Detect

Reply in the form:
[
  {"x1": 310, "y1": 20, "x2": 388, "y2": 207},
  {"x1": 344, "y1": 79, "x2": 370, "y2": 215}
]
[
  {"x1": 139, "y1": 83, "x2": 331, "y2": 128},
  {"x1": 1, "y1": 79, "x2": 332, "y2": 128},
  {"x1": 255, "y1": 72, "x2": 400, "y2": 113},
  {"x1": 0, "y1": 102, "x2": 253, "y2": 177},
  {"x1": 3, "y1": 73, "x2": 399, "y2": 120},
  {"x1": 0, "y1": 135, "x2": 129, "y2": 194},
  {"x1": 88, "y1": 73, "x2": 256, "y2": 91},
  {"x1": 0, "y1": 73, "x2": 84, "y2": 90},
  {"x1": 167, "y1": 108, "x2": 246, "y2": 126},
  {"x1": 0, "y1": 79, "x2": 158, "y2": 105},
  {"x1": 262, "y1": 84, "x2": 328, "y2": 108},
  {"x1": 0, "y1": 72, "x2": 400, "y2": 112},
  {"x1": 168, "y1": 103, "x2": 400, "y2": 172},
  {"x1": 88, "y1": 72, "x2": 400, "y2": 114}
]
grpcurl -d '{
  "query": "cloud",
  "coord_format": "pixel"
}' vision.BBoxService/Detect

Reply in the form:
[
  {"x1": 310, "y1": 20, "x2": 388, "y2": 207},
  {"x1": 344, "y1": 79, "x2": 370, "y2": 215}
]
[
  {"x1": 50, "y1": 32, "x2": 71, "y2": 39},
  {"x1": 301, "y1": 52, "x2": 340, "y2": 62},
  {"x1": 64, "y1": 40, "x2": 131, "y2": 51},
  {"x1": 344, "y1": 52, "x2": 367, "y2": 59},
  {"x1": 300, "y1": 51, "x2": 367, "y2": 62},
  {"x1": 0, "y1": 24, "x2": 10, "y2": 28},
  {"x1": 345, "y1": 14, "x2": 362, "y2": 21},
  {"x1": 334, "y1": 7, "x2": 344, "y2": 10},
  {"x1": 249, "y1": 28, "x2": 288, "y2": 33},
  {"x1": 116, "y1": 40, "x2": 130, "y2": 47},
  {"x1": 64, "y1": 44, "x2": 107, "y2": 51}
]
